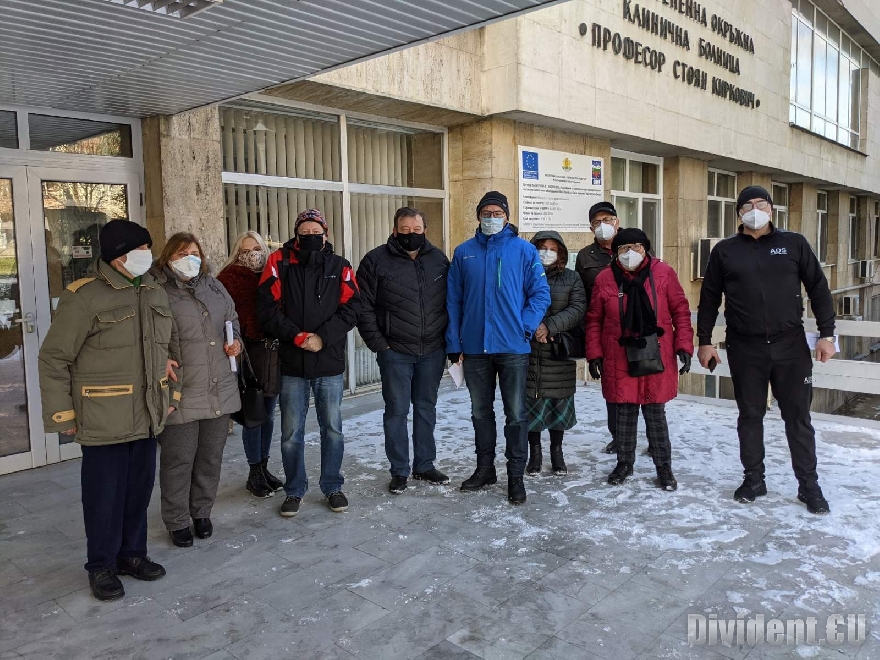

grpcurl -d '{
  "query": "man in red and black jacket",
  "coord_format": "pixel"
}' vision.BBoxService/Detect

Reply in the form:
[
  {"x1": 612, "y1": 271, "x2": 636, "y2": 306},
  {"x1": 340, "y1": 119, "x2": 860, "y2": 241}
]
[{"x1": 258, "y1": 209, "x2": 361, "y2": 518}]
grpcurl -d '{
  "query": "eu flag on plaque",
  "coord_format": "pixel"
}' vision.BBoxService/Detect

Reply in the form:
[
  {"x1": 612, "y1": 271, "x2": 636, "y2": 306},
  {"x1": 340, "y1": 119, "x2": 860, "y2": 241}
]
[{"x1": 522, "y1": 151, "x2": 539, "y2": 180}]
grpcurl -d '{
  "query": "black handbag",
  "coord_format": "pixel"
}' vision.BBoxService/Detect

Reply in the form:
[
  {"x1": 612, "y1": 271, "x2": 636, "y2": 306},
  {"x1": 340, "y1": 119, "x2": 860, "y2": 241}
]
[
  {"x1": 246, "y1": 338, "x2": 281, "y2": 397},
  {"x1": 618, "y1": 272, "x2": 665, "y2": 377},
  {"x1": 231, "y1": 348, "x2": 269, "y2": 429},
  {"x1": 549, "y1": 320, "x2": 586, "y2": 361}
]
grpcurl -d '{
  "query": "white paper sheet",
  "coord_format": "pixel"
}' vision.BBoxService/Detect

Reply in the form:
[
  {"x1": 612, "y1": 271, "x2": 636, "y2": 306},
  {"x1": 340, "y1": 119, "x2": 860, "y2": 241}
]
[
  {"x1": 805, "y1": 332, "x2": 840, "y2": 353},
  {"x1": 225, "y1": 321, "x2": 237, "y2": 373},
  {"x1": 449, "y1": 362, "x2": 465, "y2": 388}
]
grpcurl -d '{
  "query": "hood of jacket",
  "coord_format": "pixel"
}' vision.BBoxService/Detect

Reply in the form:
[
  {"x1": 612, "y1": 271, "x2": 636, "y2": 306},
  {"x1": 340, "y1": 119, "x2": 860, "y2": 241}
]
[{"x1": 531, "y1": 230, "x2": 569, "y2": 268}]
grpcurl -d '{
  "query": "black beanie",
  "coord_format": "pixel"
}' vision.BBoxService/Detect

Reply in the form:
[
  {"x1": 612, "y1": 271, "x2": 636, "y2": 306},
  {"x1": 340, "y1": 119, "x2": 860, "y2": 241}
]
[
  {"x1": 99, "y1": 220, "x2": 152, "y2": 264},
  {"x1": 612, "y1": 227, "x2": 651, "y2": 255},
  {"x1": 589, "y1": 201, "x2": 617, "y2": 221},
  {"x1": 736, "y1": 186, "x2": 773, "y2": 212},
  {"x1": 476, "y1": 191, "x2": 510, "y2": 219}
]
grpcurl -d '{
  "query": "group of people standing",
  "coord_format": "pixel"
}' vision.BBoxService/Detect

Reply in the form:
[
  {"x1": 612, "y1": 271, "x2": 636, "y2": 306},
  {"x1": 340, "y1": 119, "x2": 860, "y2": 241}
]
[{"x1": 37, "y1": 184, "x2": 836, "y2": 603}]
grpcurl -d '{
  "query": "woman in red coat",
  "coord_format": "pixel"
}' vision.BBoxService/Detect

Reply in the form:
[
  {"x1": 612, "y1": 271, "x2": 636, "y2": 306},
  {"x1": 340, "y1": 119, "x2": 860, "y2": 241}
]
[{"x1": 585, "y1": 228, "x2": 694, "y2": 490}]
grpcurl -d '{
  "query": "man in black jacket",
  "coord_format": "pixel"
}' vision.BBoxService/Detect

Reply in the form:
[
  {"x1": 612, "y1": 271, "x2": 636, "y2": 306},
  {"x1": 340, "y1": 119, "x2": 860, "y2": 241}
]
[
  {"x1": 259, "y1": 209, "x2": 362, "y2": 518},
  {"x1": 357, "y1": 207, "x2": 450, "y2": 494},
  {"x1": 576, "y1": 201, "x2": 620, "y2": 454},
  {"x1": 697, "y1": 186, "x2": 836, "y2": 514}
]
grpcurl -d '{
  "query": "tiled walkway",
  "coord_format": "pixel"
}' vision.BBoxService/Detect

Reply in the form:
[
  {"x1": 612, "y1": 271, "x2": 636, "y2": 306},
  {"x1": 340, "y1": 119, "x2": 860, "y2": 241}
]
[{"x1": 1, "y1": 384, "x2": 878, "y2": 659}]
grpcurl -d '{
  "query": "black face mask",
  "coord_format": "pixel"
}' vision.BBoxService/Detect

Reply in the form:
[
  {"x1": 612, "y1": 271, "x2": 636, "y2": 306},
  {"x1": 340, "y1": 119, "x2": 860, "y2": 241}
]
[
  {"x1": 396, "y1": 232, "x2": 426, "y2": 252},
  {"x1": 297, "y1": 234, "x2": 324, "y2": 253}
]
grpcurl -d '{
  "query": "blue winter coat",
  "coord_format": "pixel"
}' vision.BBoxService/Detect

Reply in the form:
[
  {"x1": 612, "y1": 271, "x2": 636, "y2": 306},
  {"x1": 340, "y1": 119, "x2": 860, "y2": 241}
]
[{"x1": 446, "y1": 224, "x2": 551, "y2": 356}]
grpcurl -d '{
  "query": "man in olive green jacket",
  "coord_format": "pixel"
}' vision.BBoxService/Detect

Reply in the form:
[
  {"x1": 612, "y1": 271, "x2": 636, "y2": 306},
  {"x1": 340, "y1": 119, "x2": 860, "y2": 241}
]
[{"x1": 38, "y1": 220, "x2": 181, "y2": 602}]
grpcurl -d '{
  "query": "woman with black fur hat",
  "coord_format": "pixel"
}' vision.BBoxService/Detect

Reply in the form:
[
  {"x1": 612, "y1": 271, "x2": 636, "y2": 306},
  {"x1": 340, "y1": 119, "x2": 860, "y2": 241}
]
[{"x1": 585, "y1": 228, "x2": 693, "y2": 490}]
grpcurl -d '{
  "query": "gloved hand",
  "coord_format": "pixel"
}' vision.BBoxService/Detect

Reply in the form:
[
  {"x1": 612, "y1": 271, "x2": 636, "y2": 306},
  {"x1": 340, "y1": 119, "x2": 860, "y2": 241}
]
[
  {"x1": 588, "y1": 358, "x2": 603, "y2": 380},
  {"x1": 447, "y1": 352, "x2": 462, "y2": 365},
  {"x1": 677, "y1": 350, "x2": 692, "y2": 375}
]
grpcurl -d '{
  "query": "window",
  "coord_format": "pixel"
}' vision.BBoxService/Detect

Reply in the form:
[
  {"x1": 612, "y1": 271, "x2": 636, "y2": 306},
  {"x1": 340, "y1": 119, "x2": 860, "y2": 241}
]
[
  {"x1": 772, "y1": 184, "x2": 789, "y2": 230},
  {"x1": 0, "y1": 111, "x2": 17, "y2": 149},
  {"x1": 220, "y1": 102, "x2": 446, "y2": 392},
  {"x1": 707, "y1": 169, "x2": 737, "y2": 238},
  {"x1": 789, "y1": 0, "x2": 873, "y2": 150},
  {"x1": 873, "y1": 200, "x2": 880, "y2": 259},
  {"x1": 848, "y1": 196, "x2": 859, "y2": 262},
  {"x1": 817, "y1": 191, "x2": 828, "y2": 263},
  {"x1": 610, "y1": 151, "x2": 662, "y2": 256}
]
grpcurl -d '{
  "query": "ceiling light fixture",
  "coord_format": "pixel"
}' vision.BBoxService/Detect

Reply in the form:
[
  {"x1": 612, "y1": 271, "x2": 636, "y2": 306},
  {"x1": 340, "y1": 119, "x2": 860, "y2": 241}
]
[{"x1": 105, "y1": 0, "x2": 223, "y2": 20}]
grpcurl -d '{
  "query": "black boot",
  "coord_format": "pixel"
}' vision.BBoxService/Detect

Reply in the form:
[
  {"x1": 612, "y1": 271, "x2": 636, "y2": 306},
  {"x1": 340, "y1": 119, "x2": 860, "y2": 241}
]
[
  {"x1": 508, "y1": 476, "x2": 527, "y2": 504},
  {"x1": 193, "y1": 518, "x2": 213, "y2": 539},
  {"x1": 797, "y1": 482, "x2": 830, "y2": 514},
  {"x1": 603, "y1": 439, "x2": 618, "y2": 454},
  {"x1": 246, "y1": 463, "x2": 273, "y2": 499},
  {"x1": 549, "y1": 433, "x2": 566, "y2": 476},
  {"x1": 460, "y1": 466, "x2": 497, "y2": 492},
  {"x1": 170, "y1": 527, "x2": 193, "y2": 548},
  {"x1": 526, "y1": 441, "x2": 542, "y2": 476},
  {"x1": 734, "y1": 475, "x2": 767, "y2": 503},
  {"x1": 607, "y1": 462, "x2": 634, "y2": 485},
  {"x1": 260, "y1": 458, "x2": 284, "y2": 492},
  {"x1": 89, "y1": 567, "x2": 125, "y2": 601},
  {"x1": 116, "y1": 557, "x2": 166, "y2": 581},
  {"x1": 655, "y1": 464, "x2": 677, "y2": 491}
]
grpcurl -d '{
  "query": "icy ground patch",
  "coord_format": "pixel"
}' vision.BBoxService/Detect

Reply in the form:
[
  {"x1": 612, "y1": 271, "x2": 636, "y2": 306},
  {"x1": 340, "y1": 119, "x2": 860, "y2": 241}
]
[{"x1": 0, "y1": 384, "x2": 877, "y2": 659}]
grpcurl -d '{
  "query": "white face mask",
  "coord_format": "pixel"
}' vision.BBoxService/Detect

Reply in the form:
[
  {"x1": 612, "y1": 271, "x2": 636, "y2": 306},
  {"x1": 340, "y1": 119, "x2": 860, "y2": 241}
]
[
  {"x1": 480, "y1": 217, "x2": 505, "y2": 236},
  {"x1": 171, "y1": 254, "x2": 202, "y2": 279},
  {"x1": 594, "y1": 222, "x2": 616, "y2": 242},
  {"x1": 122, "y1": 249, "x2": 153, "y2": 277},
  {"x1": 741, "y1": 208, "x2": 771, "y2": 230},
  {"x1": 538, "y1": 249, "x2": 558, "y2": 266},
  {"x1": 618, "y1": 249, "x2": 644, "y2": 271}
]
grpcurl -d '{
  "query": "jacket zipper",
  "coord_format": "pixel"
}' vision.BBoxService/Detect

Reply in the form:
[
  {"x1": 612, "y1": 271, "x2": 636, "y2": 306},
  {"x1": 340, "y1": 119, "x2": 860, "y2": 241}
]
[
  {"x1": 416, "y1": 257, "x2": 426, "y2": 356},
  {"x1": 754, "y1": 238, "x2": 771, "y2": 343}
]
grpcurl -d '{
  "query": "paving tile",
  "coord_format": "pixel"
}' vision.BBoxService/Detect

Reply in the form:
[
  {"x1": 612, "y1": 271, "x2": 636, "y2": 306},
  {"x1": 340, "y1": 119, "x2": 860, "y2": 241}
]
[
  {"x1": 414, "y1": 641, "x2": 481, "y2": 659},
  {"x1": 225, "y1": 590, "x2": 387, "y2": 659},
  {"x1": 349, "y1": 545, "x2": 480, "y2": 610},
  {"x1": 445, "y1": 549, "x2": 568, "y2": 607},
  {"x1": 554, "y1": 611, "x2": 657, "y2": 660},
  {"x1": 535, "y1": 559, "x2": 615, "y2": 606},
  {"x1": 251, "y1": 547, "x2": 389, "y2": 613},
  {"x1": 635, "y1": 633, "x2": 732, "y2": 659},
  {"x1": 446, "y1": 584, "x2": 593, "y2": 659},
  {"x1": 524, "y1": 635, "x2": 612, "y2": 659},
  {"x1": 354, "y1": 526, "x2": 441, "y2": 565},
  {"x1": 0, "y1": 599, "x2": 77, "y2": 653},
  {"x1": 0, "y1": 566, "x2": 84, "y2": 617},
  {"x1": 586, "y1": 581, "x2": 691, "y2": 637},
  {"x1": 336, "y1": 589, "x2": 488, "y2": 659},
  {"x1": 153, "y1": 551, "x2": 296, "y2": 621}
]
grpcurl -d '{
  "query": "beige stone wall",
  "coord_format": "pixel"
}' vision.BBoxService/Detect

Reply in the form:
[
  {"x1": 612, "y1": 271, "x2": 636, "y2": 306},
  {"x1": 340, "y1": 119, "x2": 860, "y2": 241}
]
[
  {"x1": 447, "y1": 118, "x2": 611, "y2": 254},
  {"x1": 142, "y1": 106, "x2": 226, "y2": 267}
]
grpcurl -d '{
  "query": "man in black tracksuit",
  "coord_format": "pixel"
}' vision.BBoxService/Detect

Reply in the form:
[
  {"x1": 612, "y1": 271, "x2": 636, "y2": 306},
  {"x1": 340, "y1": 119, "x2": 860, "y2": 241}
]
[
  {"x1": 357, "y1": 206, "x2": 450, "y2": 495},
  {"x1": 697, "y1": 186, "x2": 836, "y2": 514},
  {"x1": 576, "y1": 201, "x2": 619, "y2": 454}
]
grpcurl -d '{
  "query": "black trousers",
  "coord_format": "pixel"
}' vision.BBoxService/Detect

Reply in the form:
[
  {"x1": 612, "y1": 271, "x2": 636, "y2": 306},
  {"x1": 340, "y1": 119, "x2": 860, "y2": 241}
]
[
  {"x1": 81, "y1": 437, "x2": 157, "y2": 572},
  {"x1": 606, "y1": 401, "x2": 618, "y2": 439},
  {"x1": 726, "y1": 332, "x2": 818, "y2": 485}
]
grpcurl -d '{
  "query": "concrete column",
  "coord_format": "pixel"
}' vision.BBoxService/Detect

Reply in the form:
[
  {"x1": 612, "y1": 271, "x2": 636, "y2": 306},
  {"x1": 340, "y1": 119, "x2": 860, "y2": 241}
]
[
  {"x1": 788, "y1": 183, "x2": 817, "y2": 243},
  {"x1": 142, "y1": 106, "x2": 226, "y2": 266},
  {"x1": 736, "y1": 172, "x2": 772, "y2": 195},
  {"x1": 662, "y1": 156, "x2": 709, "y2": 306}
]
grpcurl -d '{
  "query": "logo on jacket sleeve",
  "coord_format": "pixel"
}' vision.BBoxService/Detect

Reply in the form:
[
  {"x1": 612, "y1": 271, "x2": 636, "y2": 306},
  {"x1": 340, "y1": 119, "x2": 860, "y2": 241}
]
[{"x1": 770, "y1": 247, "x2": 788, "y2": 255}]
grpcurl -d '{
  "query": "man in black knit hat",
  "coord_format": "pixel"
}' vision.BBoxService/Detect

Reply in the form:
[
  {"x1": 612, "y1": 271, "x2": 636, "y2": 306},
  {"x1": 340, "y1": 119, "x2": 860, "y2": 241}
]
[{"x1": 697, "y1": 185, "x2": 836, "y2": 514}]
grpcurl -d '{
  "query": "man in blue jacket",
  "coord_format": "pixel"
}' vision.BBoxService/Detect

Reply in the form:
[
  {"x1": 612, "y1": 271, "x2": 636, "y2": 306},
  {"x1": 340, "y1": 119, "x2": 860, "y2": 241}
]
[{"x1": 446, "y1": 191, "x2": 551, "y2": 504}]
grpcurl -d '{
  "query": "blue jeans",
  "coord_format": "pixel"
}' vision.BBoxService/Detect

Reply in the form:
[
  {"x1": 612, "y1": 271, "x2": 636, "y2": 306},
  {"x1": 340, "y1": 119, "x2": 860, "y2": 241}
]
[
  {"x1": 241, "y1": 395, "x2": 279, "y2": 465},
  {"x1": 279, "y1": 374, "x2": 345, "y2": 498},
  {"x1": 462, "y1": 353, "x2": 529, "y2": 477},
  {"x1": 377, "y1": 347, "x2": 446, "y2": 477}
]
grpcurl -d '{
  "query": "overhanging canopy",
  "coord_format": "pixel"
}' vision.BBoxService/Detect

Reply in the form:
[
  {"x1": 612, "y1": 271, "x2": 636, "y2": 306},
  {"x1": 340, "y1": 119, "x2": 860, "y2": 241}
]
[{"x1": 0, "y1": 0, "x2": 563, "y2": 118}]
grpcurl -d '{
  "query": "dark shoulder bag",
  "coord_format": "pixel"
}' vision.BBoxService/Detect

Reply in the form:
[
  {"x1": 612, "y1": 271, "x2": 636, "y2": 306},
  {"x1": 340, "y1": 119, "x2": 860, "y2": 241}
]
[
  {"x1": 231, "y1": 348, "x2": 269, "y2": 429},
  {"x1": 618, "y1": 272, "x2": 665, "y2": 377},
  {"x1": 549, "y1": 319, "x2": 586, "y2": 361}
]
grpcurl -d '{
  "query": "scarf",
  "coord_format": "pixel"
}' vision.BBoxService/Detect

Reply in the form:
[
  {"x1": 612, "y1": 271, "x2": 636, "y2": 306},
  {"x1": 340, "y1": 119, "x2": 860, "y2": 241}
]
[{"x1": 612, "y1": 256, "x2": 663, "y2": 344}]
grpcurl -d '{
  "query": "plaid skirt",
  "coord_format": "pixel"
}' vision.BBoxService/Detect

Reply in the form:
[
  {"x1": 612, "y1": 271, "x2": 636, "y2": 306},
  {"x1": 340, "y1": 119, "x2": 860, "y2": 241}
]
[{"x1": 526, "y1": 396, "x2": 577, "y2": 432}]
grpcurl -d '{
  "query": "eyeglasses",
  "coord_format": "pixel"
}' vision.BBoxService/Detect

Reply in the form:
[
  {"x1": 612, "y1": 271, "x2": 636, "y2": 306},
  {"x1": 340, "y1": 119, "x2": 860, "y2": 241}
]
[
  {"x1": 590, "y1": 217, "x2": 617, "y2": 228},
  {"x1": 480, "y1": 211, "x2": 507, "y2": 219},
  {"x1": 616, "y1": 243, "x2": 644, "y2": 255},
  {"x1": 740, "y1": 200, "x2": 772, "y2": 214}
]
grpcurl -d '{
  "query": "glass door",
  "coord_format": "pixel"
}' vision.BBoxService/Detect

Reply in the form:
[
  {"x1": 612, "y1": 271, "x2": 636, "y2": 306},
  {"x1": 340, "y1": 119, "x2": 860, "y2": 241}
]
[
  {"x1": 0, "y1": 166, "x2": 45, "y2": 474},
  {"x1": 27, "y1": 167, "x2": 141, "y2": 464}
]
